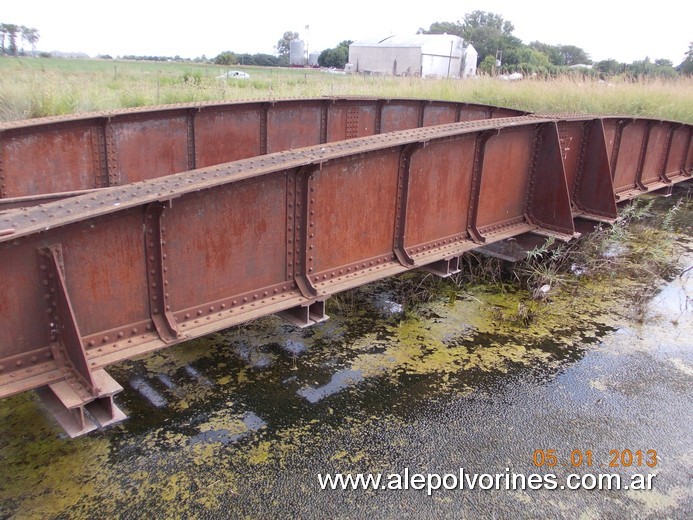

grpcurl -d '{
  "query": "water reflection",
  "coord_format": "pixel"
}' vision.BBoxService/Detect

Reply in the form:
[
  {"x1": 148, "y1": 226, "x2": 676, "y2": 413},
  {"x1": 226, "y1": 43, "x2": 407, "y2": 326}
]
[{"x1": 297, "y1": 369, "x2": 365, "y2": 403}]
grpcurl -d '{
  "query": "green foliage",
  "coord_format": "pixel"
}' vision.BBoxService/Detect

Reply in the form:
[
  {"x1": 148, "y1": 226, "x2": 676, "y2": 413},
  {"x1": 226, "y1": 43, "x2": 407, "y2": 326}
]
[
  {"x1": 421, "y1": 21, "x2": 463, "y2": 37},
  {"x1": 594, "y1": 59, "x2": 623, "y2": 76},
  {"x1": 627, "y1": 57, "x2": 678, "y2": 78},
  {"x1": 214, "y1": 51, "x2": 237, "y2": 66},
  {"x1": 276, "y1": 30, "x2": 299, "y2": 59},
  {"x1": 318, "y1": 41, "x2": 351, "y2": 69},
  {"x1": 1, "y1": 57, "x2": 692, "y2": 123},
  {"x1": 422, "y1": 10, "x2": 516, "y2": 66},
  {"x1": 460, "y1": 10, "x2": 517, "y2": 66},
  {"x1": 557, "y1": 44, "x2": 592, "y2": 65},
  {"x1": 529, "y1": 41, "x2": 565, "y2": 66},
  {"x1": 252, "y1": 54, "x2": 284, "y2": 67},
  {"x1": 678, "y1": 42, "x2": 693, "y2": 75},
  {"x1": 214, "y1": 52, "x2": 282, "y2": 67},
  {"x1": 478, "y1": 55, "x2": 496, "y2": 74}
]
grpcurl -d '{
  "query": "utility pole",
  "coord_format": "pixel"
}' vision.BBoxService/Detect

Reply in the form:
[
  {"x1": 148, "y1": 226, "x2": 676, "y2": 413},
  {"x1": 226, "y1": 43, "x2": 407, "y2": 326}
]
[{"x1": 494, "y1": 49, "x2": 503, "y2": 76}]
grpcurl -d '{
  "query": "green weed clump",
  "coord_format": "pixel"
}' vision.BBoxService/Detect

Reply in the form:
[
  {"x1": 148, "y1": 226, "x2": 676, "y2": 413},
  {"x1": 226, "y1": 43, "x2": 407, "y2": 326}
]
[{"x1": 354, "y1": 189, "x2": 690, "y2": 326}]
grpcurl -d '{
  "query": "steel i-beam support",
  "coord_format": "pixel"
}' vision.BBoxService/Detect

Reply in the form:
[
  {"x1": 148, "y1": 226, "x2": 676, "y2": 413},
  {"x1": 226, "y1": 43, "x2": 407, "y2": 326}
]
[{"x1": 36, "y1": 245, "x2": 125, "y2": 437}]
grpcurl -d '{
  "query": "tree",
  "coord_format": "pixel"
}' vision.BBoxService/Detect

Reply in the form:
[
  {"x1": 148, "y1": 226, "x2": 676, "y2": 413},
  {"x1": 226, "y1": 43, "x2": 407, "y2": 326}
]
[
  {"x1": 4, "y1": 24, "x2": 19, "y2": 56},
  {"x1": 318, "y1": 40, "x2": 352, "y2": 68},
  {"x1": 529, "y1": 41, "x2": 565, "y2": 66},
  {"x1": 478, "y1": 54, "x2": 497, "y2": 75},
  {"x1": 418, "y1": 21, "x2": 463, "y2": 37},
  {"x1": 422, "y1": 11, "x2": 519, "y2": 67},
  {"x1": 557, "y1": 45, "x2": 591, "y2": 65},
  {"x1": 20, "y1": 26, "x2": 39, "y2": 56},
  {"x1": 626, "y1": 57, "x2": 675, "y2": 78},
  {"x1": 214, "y1": 51, "x2": 237, "y2": 66},
  {"x1": 594, "y1": 59, "x2": 623, "y2": 76},
  {"x1": 680, "y1": 42, "x2": 693, "y2": 75},
  {"x1": 0, "y1": 24, "x2": 7, "y2": 54},
  {"x1": 460, "y1": 10, "x2": 515, "y2": 39},
  {"x1": 276, "y1": 30, "x2": 299, "y2": 59}
]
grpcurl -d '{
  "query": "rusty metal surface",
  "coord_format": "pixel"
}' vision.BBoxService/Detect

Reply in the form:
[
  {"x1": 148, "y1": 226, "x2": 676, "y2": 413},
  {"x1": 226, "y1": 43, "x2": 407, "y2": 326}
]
[
  {"x1": 0, "y1": 99, "x2": 691, "y2": 436},
  {"x1": 0, "y1": 97, "x2": 529, "y2": 204}
]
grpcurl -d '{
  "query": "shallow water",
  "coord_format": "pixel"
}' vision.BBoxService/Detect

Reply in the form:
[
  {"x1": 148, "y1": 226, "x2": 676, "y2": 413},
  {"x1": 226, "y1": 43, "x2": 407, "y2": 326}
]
[{"x1": 0, "y1": 195, "x2": 691, "y2": 519}]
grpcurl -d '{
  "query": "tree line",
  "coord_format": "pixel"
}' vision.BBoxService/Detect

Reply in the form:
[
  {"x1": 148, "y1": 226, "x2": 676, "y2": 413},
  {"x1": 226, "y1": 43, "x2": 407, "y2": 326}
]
[
  {"x1": 212, "y1": 15, "x2": 692, "y2": 78},
  {"x1": 214, "y1": 31, "x2": 352, "y2": 69},
  {"x1": 419, "y1": 11, "x2": 692, "y2": 78},
  {"x1": 5, "y1": 15, "x2": 691, "y2": 79},
  {"x1": 0, "y1": 23, "x2": 40, "y2": 56}
]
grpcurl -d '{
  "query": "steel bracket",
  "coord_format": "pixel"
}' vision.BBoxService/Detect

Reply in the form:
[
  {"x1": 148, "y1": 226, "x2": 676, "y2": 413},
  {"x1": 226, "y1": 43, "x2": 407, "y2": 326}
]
[
  {"x1": 634, "y1": 121, "x2": 654, "y2": 191},
  {"x1": 37, "y1": 245, "x2": 125, "y2": 437},
  {"x1": 277, "y1": 299, "x2": 329, "y2": 328},
  {"x1": 393, "y1": 143, "x2": 423, "y2": 267},
  {"x1": 292, "y1": 166, "x2": 319, "y2": 298},
  {"x1": 467, "y1": 130, "x2": 498, "y2": 243},
  {"x1": 422, "y1": 256, "x2": 461, "y2": 277},
  {"x1": 572, "y1": 120, "x2": 618, "y2": 221},
  {"x1": 524, "y1": 122, "x2": 576, "y2": 238},
  {"x1": 144, "y1": 202, "x2": 179, "y2": 343}
]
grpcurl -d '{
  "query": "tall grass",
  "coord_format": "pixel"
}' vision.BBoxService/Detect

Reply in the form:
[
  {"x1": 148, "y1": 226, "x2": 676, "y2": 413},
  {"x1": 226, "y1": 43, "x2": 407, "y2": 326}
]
[{"x1": 1, "y1": 57, "x2": 692, "y2": 123}]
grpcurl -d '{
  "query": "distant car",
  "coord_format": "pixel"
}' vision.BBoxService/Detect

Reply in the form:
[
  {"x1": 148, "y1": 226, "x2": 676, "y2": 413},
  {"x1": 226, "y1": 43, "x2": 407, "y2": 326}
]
[{"x1": 217, "y1": 70, "x2": 250, "y2": 80}]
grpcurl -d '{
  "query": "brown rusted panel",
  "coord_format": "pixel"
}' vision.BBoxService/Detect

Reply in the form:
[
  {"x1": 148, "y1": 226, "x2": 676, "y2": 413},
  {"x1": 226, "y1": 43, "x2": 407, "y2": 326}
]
[
  {"x1": 459, "y1": 105, "x2": 492, "y2": 121},
  {"x1": 380, "y1": 102, "x2": 421, "y2": 133},
  {"x1": 422, "y1": 103, "x2": 458, "y2": 126},
  {"x1": 526, "y1": 123, "x2": 575, "y2": 236},
  {"x1": 556, "y1": 121, "x2": 585, "y2": 194},
  {"x1": 6, "y1": 113, "x2": 692, "y2": 409},
  {"x1": 310, "y1": 151, "x2": 400, "y2": 275},
  {"x1": 404, "y1": 136, "x2": 476, "y2": 249},
  {"x1": 602, "y1": 119, "x2": 619, "y2": 166},
  {"x1": 0, "y1": 240, "x2": 49, "y2": 358},
  {"x1": 109, "y1": 113, "x2": 190, "y2": 184},
  {"x1": 640, "y1": 123, "x2": 669, "y2": 185},
  {"x1": 0, "y1": 123, "x2": 101, "y2": 197},
  {"x1": 41, "y1": 245, "x2": 96, "y2": 392},
  {"x1": 492, "y1": 107, "x2": 526, "y2": 118},
  {"x1": 163, "y1": 173, "x2": 288, "y2": 313},
  {"x1": 325, "y1": 102, "x2": 378, "y2": 141},
  {"x1": 612, "y1": 120, "x2": 647, "y2": 192},
  {"x1": 664, "y1": 127, "x2": 689, "y2": 178},
  {"x1": 573, "y1": 121, "x2": 618, "y2": 220},
  {"x1": 57, "y1": 209, "x2": 150, "y2": 337},
  {"x1": 1, "y1": 99, "x2": 530, "y2": 201},
  {"x1": 194, "y1": 105, "x2": 264, "y2": 168},
  {"x1": 476, "y1": 127, "x2": 535, "y2": 234},
  {"x1": 267, "y1": 102, "x2": 323, "y2": 153}
]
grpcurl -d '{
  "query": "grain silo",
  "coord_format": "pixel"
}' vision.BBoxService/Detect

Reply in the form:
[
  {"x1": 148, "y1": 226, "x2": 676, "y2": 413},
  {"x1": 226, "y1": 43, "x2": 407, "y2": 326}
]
[
  {"x1": 308, "y1": 52, "x2": 320, "y2": 67},
  {"x1": 290, "y1": 39, "x2": 305, "y2": 66}
]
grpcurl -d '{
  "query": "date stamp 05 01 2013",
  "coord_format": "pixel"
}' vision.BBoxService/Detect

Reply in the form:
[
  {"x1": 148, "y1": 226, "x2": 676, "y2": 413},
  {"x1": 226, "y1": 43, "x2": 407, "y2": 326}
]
[{"x1": 532, "y1": 449, "x2": 658, "y2": 469}]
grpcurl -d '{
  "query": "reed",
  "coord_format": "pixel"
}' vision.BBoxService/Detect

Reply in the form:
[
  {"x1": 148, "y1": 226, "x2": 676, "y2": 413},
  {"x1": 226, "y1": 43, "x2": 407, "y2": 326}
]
[{"x1": 1, "y1": 57, "x2": 692, "y2": 123}]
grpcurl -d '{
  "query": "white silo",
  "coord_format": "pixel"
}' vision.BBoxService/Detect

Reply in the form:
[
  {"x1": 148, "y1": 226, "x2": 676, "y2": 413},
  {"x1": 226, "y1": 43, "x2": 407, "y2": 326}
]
[{"x1": 290, "y1": 39, "x2": 305, "y2": 66}]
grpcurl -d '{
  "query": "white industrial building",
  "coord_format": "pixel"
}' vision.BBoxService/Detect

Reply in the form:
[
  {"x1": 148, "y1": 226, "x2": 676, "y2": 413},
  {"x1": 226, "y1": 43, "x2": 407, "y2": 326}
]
[{"x1": 347, "y1": 34, "x2": 477, "y2": 78}]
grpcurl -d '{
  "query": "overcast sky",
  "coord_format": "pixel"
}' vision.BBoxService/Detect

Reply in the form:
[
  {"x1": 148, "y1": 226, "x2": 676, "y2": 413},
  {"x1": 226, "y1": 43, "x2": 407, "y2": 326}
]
[{"x1": 2, "y1": 1, "x2": 691, "y2": 65}]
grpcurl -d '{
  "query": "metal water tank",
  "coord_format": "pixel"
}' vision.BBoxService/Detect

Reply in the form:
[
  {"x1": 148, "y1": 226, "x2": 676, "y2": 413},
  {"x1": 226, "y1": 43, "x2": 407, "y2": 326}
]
[{"x1": 290, "y1": 39, "x2": 305, "y2": 66}]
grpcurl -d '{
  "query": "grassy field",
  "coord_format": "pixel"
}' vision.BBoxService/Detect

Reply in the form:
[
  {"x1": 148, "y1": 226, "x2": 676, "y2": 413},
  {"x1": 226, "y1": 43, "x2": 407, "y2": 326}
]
[{"x1": 1, "y1": 56, "x2": 692, "y2": 123}]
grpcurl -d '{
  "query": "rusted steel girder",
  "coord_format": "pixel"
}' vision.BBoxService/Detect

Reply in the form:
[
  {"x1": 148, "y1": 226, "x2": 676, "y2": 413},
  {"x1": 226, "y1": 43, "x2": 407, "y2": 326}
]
[
  {"x1": 0, "y1": 109, "x2": 691, "y2": 436},
  {"x1": 0, "y1": 97, "x2": 526, "y2": 209}
]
